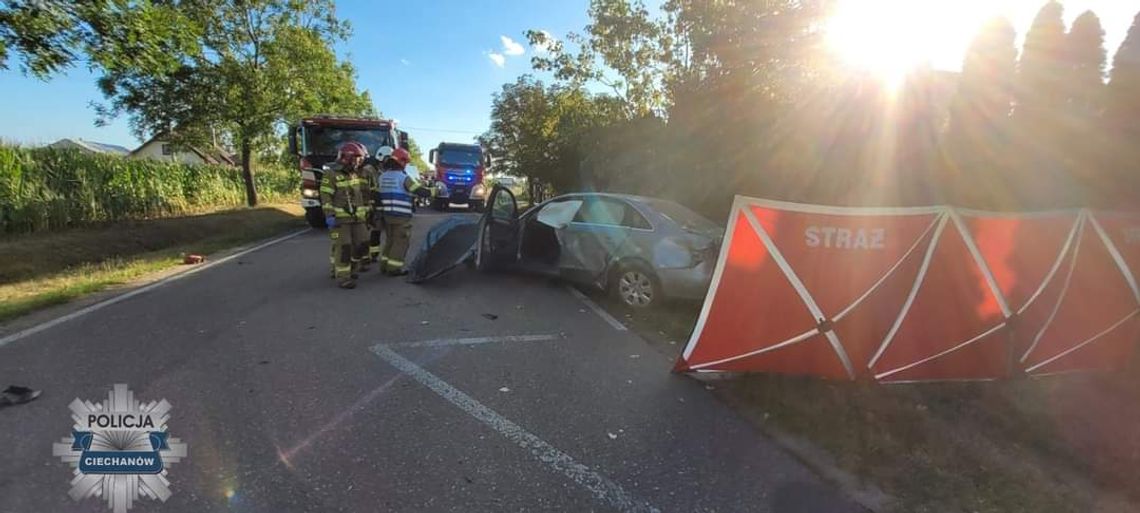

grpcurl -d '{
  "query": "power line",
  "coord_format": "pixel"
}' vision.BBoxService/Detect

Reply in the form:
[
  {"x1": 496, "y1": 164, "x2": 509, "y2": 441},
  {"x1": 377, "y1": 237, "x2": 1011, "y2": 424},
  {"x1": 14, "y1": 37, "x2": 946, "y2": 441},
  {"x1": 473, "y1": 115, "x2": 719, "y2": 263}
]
[{"x1": 399, "y1": 126, "x2": 484, "y2": 135}]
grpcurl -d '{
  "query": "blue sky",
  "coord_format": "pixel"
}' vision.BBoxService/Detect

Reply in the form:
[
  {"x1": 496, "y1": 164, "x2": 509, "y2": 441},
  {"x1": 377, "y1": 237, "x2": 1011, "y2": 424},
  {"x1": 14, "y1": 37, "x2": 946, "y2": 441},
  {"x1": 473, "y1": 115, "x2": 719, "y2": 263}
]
[
  {"x1": 0, "y1": 1, "x2": 1136, "y2": 152},
  {"x1": 0, "y1": 0, "x2": 589, "y2": 152}
]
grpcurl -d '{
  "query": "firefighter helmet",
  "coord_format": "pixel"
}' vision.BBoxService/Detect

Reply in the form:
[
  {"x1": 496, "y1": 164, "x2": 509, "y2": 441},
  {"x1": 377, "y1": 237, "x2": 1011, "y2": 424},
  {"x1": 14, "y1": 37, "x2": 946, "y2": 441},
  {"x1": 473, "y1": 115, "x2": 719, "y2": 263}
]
[
  {"x1": 391, "y1": 148, "x2": 411, "y2": 167},
  {"x1": 336, "y1": 141, "x2": 369, "y2": 167}
]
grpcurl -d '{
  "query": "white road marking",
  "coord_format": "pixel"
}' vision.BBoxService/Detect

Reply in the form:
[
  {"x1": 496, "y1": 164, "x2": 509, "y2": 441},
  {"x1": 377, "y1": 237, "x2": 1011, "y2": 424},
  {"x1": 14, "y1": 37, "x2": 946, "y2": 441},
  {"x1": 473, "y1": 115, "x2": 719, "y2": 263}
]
[
  {"x1": 565, "y1": 286, "x2": 627, "y2": 331},
  {"x1": 370, "y1": 344, "x2": 659, "y2": 513},
  {"x1": 389, "y1": 334, "x2": 562, "y2": 348},
  {"x1": 0, "y1": 228, "x2": 311, "y2": 349}
]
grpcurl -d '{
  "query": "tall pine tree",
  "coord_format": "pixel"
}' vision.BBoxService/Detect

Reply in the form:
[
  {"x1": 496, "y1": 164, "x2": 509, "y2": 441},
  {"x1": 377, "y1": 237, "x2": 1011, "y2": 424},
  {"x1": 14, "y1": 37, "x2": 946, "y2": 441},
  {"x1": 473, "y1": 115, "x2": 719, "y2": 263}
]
[
  {"x1": 1107, "y1": 12, "x2": 1140, "y2": 130},
  {"x1": 943, "y1": 17, "x2": 1018, "y2": 208},
  {"x1": 1064, "y1": 11, "x2": 1106, "y2": 114},
  {"x1": 1105, "y1": 11, "x2": 1140, "y2": 201},
  {"x1": 1012, "y1": 1, "x2": 1072, "y2": 208},
  {"x1": 1061, "y1": 11, "x2": 1108, "y2": 203}
]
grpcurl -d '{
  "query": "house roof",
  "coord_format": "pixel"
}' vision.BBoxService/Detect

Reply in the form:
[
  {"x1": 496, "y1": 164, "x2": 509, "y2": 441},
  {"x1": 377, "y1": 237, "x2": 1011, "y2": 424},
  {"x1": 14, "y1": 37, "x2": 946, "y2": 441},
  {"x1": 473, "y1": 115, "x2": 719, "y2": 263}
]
[{"x1": 49, "y1": 138, "x2": 131, "y2": 155}]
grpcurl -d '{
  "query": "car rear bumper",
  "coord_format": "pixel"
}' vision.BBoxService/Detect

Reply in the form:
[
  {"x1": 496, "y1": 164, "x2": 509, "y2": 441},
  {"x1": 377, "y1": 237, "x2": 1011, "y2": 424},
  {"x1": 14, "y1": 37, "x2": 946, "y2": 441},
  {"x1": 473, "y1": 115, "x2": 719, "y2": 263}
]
[{"x1": 657, "y1": 260, "x2": 715, "y2": 300}]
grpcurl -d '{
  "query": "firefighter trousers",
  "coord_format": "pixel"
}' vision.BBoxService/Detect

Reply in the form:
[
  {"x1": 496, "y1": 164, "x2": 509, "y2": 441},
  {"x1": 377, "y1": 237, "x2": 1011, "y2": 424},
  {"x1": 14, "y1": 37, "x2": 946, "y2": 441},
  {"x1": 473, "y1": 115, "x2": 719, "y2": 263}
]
[
  {"x1": 380, "y1": 216, "x2": 412, "y2": 272},
  {"x1": 368, "y1": 218, "x2": 383, "y2": 262},
  {"x1": 330, "y1": 221, "x2": 368, "y2": 280}
]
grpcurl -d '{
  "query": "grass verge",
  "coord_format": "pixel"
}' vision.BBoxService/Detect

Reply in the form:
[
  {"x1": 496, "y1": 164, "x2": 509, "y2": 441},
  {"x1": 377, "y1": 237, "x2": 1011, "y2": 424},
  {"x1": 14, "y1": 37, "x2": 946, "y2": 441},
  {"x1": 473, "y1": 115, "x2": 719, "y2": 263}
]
[
  {"x1": 606, "y1": 296, "x2": 1140, "y2": 513},
  {"x1": 0, "y1": 205, "x2": 305, "y2": 323}
]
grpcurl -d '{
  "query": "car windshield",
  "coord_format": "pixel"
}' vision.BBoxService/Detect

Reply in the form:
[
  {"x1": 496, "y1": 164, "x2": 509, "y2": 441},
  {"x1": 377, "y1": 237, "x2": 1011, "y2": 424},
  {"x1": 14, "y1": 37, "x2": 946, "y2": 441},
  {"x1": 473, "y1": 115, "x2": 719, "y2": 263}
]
[
  {"x1": 645, "y1": 199, "x2": 721, "y2": 235},
  {"x1": 439, "y1": 147, "x2": 482, "y2": 167},
  {"x1": 304, "y1": 126, "x2": 393, "y2": 157}
]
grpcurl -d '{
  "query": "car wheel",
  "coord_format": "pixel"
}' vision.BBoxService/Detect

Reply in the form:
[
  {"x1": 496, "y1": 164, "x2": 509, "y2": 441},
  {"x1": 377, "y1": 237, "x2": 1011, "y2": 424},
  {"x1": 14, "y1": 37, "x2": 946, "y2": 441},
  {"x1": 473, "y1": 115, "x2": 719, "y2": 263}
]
[{"x1": 612, "y1": 262, "x2": 660, "y2": 309}]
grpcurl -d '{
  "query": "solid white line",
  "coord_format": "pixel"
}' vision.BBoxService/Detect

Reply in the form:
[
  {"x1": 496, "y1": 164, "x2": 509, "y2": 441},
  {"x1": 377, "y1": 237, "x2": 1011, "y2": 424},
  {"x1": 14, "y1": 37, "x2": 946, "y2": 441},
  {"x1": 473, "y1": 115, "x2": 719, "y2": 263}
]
[
  {"x1": 868, "y1": 213, "x2": 949, "y2": 369},
  {"x1": 370, "y1": 344, "x2": 659, "y2": 513},
  {"x1": 390, "y1": 334, "x2": 562, "y2": 348},
  {"x1": 565, "y1": 286, "x2": 627, "y2": 331},
  {"x1": 1025, "y1": 309, "x2": 1140, "y2": 373},
  {"x1": 1017, "y1": 214, "x2": 1082, "y2": 315},
  {"x1": 1088, "y1": 212, "x2": 1140, "y2": 304},
  {"x1": 682, "y1": 197, "x2": 743, "y2": 361},
  {"x1": 833, "y1": 214, "x2": 939, "y2": 321},
  {"x1": 0, "y1": 228, "x2": 311, "y2": 349},
  {"x1": 874, "y1": 322, "x2": 1006, "y2": 380},
  {"x1": 1022, "y1": 213, "x2": 1085, "y2": 363},
  {"x1": 742, "y1": 209, "x2": 855, "y2": 379},
  {"x1": 689, "y1": 328, "x2": 819, "y2": 370},
  {"x1": 948, "y1": 209, "x2": 1011, "y2": 318}
]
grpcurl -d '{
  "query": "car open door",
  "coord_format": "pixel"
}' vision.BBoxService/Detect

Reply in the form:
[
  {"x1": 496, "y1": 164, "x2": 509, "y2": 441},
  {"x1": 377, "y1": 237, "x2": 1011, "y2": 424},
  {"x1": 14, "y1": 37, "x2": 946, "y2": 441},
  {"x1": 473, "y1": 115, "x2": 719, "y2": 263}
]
[{"x1": 475, "y1": 185, "x2": 520, "y2": 270}]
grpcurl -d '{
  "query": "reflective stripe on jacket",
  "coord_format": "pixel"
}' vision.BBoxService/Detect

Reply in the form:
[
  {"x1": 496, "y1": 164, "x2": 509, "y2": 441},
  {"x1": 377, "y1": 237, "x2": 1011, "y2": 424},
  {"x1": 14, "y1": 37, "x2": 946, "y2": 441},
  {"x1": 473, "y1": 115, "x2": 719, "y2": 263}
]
[
  {"x1": 320, "y1": 164, "x2": 372, "y2": 221},
  {"x1": 377, "y1": 170, "x2": 417, "y2": 218}
]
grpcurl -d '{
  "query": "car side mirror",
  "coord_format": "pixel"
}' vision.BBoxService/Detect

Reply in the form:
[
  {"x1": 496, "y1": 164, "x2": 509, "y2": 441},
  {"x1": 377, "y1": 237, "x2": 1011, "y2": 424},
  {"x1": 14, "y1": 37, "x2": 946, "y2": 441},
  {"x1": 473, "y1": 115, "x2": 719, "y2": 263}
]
[
  {"x1": 398, "y1": 130, "x2": 409, "y2": 148},
  {"x1": 287, "y1": 127, "x2": 299, "y2": 155},
  {"x1": 428, "y1": 149, "x2": 437, "y2": 164}
]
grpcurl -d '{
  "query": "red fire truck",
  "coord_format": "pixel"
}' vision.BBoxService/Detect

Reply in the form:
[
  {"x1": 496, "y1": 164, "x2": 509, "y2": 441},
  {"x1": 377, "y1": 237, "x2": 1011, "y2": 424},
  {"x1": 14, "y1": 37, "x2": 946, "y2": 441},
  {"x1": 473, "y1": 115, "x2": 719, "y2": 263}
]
[{"x1": 288, "y1": 115, "x2": 409, "y2": 228}]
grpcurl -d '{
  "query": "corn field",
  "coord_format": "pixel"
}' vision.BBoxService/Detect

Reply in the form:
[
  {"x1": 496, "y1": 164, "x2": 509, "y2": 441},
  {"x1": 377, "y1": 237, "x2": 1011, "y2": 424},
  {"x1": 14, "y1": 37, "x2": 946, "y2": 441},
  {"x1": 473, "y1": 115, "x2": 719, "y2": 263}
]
[{"x1": 0, "y1": 146, "x2": 297, "y2": 235}]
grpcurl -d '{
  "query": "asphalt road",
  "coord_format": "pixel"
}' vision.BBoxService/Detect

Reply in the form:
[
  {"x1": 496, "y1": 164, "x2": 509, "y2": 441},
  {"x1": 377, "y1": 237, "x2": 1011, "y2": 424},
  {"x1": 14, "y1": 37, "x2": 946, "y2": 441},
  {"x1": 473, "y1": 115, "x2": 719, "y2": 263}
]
[{"x1": 0, "y1": 211, "x2": 862, "y2": 513}]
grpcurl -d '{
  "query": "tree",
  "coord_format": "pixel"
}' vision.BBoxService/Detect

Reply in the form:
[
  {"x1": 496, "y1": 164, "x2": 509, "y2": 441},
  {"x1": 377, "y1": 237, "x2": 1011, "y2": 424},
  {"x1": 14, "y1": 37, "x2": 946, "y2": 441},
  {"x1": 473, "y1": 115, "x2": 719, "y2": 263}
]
[
  {"x1": 0, "y1": 1, "x2": 194, "y2": 78},
  {"x1": 1107, "y1": 12, "x2": 1140, "y2": 130},
  {"x1": 96, "y1": 0, "x2": 373, "y2": 206},
  {"x1": 1105, "y1": 11, "x2": 1140, "y2": 199},
  {"x1": 1059, "y1": 10, "x2": 1110, "y2": 203},
  {"x1": 943, "y1": 17, "x2": 1018, "y2": 208},
  {"x1": 1012, "y1": 1, "x2": 1073, "y2": 207},
  {"x1": 1064, "y1": 11, "x2": 1106, "y2": 114},
  {"x1": 528, "y1": 0, "x2": 671, "y2": 116},
  {"x1": 403, "y1": 136, "x2": 429, "y2": 173},
  {"x1": 480, "y1": 76, "x2": 626, "y2": 201},
  {"x1": 1016, "y1": 1, "x2": 1068, "y2": 118}
]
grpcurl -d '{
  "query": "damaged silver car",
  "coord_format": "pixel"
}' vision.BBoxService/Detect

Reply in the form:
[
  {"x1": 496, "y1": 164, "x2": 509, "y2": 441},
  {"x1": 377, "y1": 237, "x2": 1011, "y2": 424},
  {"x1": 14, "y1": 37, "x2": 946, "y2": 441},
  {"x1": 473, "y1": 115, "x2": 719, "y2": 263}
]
[{"x1": 474, "y1": 185, "x2": 723, "y2": 308}]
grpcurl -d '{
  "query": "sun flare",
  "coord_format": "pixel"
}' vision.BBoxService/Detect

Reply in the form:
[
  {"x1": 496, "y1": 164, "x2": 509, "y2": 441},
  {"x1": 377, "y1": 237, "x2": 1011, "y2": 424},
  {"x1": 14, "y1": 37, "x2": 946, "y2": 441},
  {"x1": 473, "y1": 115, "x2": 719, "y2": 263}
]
[{"x1": 825, "y1": 0, "x2": 997, "y2": 86}]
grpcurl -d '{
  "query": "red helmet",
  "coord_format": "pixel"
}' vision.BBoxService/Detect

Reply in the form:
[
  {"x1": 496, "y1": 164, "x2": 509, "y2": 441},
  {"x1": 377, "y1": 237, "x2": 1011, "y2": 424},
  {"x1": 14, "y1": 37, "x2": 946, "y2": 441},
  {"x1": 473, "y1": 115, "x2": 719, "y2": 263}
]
[
  {"x1": 336, "y1": 141, "x2": 369, "y2": 167},
  {"x1": 391, "y1": 148, "x2": 411, "y2": 167}
]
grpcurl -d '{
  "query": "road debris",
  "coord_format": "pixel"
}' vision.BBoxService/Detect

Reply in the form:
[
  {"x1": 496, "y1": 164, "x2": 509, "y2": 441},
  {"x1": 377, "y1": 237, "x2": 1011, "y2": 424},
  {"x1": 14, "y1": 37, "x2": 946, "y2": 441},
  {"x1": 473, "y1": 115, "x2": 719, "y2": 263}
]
[
  {"x1": 498, "y1": 387, "x2": 510, "y2": 393},
  {"x1": 482, "y1": 313, "x2": 499, "y2": 320}
]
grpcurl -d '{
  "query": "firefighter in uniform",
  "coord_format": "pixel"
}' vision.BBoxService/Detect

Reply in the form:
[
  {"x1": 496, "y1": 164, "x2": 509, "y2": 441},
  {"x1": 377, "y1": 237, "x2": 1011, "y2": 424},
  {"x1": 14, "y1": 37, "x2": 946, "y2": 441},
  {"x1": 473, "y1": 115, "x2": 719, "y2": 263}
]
[
  {"x1": 320, "y1": 141, "x2": 373, "y2": 288},
  {"x1": 376, "y1": 148, "x2": 431, "y2": 276},
  {"x1": 364, "y1": 146, "x2": 394, "y2": 264}
]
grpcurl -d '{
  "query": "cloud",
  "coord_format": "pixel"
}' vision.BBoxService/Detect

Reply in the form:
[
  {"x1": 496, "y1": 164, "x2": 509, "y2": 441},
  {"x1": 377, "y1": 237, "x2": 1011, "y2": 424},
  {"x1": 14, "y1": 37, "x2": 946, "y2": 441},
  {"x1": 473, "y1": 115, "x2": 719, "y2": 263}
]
[
  {"x1": 532, "y1": 30, "x2": 557, "y2": 54},
  {"x1": 400, "y1": 58, "x2": 410, "y2": 66},
  {"x1": 487, "y1": 52, "x2": 506, "y2": 67},
  {"x1": 500, "y1": 35, "x2": 525, "y2": 56}
]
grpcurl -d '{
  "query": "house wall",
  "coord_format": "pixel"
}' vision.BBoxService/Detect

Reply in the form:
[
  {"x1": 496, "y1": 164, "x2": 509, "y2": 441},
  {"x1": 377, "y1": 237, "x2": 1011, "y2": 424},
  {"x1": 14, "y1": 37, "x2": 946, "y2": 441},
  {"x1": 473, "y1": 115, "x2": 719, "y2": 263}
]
[{"x1": 131, "y1": 141, "x2": 207, "y2": 165}]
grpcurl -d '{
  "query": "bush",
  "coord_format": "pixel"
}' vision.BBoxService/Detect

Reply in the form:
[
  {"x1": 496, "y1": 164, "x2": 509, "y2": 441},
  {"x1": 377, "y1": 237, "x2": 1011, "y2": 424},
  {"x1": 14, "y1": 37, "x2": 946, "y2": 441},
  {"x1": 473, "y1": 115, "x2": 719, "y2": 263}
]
[{"x1": 0, "y1": 145, "x2": 297, "y2": 235}]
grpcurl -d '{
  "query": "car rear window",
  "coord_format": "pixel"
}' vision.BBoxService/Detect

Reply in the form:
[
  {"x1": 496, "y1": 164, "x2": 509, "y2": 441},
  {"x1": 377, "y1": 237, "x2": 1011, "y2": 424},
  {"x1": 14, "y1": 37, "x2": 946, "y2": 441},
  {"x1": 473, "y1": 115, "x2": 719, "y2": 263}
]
[{"x1": 646, "y1": 200, "x2": 721, "y2": 234}]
